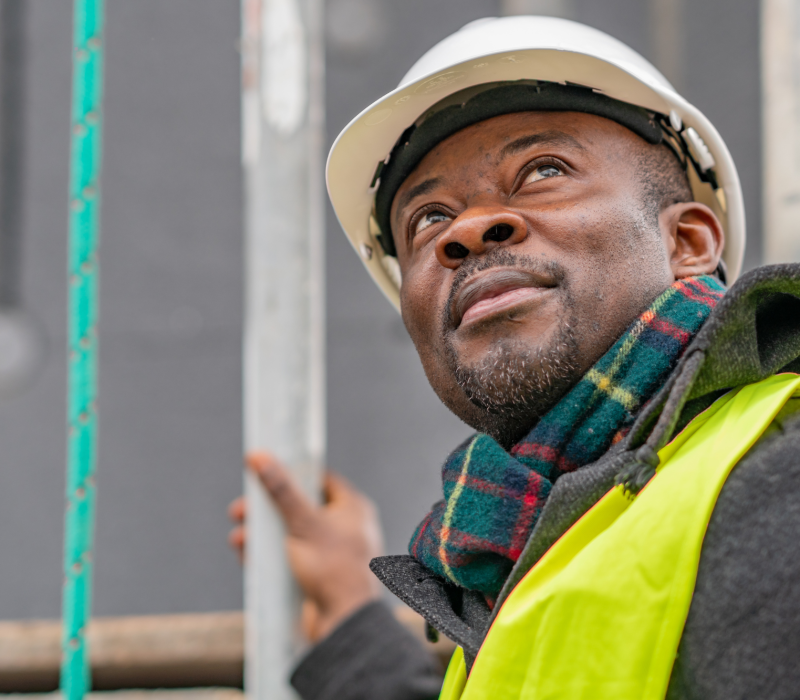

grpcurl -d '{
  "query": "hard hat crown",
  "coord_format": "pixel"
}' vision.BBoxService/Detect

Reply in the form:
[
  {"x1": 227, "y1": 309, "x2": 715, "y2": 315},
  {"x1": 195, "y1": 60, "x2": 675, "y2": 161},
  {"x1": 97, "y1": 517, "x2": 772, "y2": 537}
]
[
  {"x1": 327, "y1": 16, "x2": 744, "y2": 310},
  {"x1": 399, "y1": 16, "x2": 673, "y2": 94}
]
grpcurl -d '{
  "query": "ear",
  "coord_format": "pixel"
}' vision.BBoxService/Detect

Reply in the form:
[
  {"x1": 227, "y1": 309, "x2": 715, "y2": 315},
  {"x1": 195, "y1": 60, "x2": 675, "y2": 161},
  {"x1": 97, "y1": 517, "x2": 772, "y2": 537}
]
[{"x1": 660, "y1": 202, "x2": 725, "y2": 279}]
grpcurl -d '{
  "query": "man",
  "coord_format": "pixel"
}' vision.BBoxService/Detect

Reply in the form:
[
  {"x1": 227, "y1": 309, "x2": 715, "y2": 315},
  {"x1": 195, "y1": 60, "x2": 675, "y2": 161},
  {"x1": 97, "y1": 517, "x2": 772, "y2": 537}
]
[{"x1": 230, "y1": 16, "x2": 800, "y2": 700}]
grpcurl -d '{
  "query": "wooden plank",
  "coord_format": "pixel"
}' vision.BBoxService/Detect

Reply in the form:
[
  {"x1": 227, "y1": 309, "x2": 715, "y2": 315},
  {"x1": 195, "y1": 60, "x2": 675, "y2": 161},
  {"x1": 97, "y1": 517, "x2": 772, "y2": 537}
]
[
  {"x1": 3, "y1": 690, "x2": 244, "y2": 700},
  {"x1": 0, "y1": 608, "x2": 452, "y2": 692},
  {"x1": 0, "y1": 613, "x2": 243, "y2": 692}
]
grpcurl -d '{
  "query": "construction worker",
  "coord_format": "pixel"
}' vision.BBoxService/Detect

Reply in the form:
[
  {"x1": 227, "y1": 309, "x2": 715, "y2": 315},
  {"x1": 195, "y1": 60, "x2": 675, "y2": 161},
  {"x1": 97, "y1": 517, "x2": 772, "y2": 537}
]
[{"x1": 229, "y1": 16, "x2": 800, "y2": 699}]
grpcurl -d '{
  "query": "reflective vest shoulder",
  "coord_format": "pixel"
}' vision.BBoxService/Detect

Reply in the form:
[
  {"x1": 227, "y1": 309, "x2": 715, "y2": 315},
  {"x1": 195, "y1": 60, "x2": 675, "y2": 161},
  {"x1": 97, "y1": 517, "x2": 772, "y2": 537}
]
[{"x1": 440, "y1": 373, "x2": 800, "y2": 700}]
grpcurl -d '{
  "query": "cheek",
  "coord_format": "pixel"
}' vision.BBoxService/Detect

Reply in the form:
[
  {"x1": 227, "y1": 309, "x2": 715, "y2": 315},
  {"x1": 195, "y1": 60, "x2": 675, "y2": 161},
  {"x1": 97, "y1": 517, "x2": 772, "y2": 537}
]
[
  {"x1": 399, "y1": 260, "x2": 447, "y2": 348},
  {"x1": 582, "y1": 204, "x2": 668, "y2": 284},
  {"x1": 564, "y1": 221, "x2": 671, "y2": 353},
  {"x1": 533, "y1": 202, "x2": 667, "y2": 317},
  {"x1": 399, "y1": 266, "x2": 465, "y2": 407},
  {"x1": 544, "y1": 200, "x2": 659, "y2": 282}
]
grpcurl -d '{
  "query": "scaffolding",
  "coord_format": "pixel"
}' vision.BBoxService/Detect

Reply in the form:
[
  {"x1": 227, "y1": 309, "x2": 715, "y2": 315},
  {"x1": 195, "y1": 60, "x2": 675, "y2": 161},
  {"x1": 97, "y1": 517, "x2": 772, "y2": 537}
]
[
  {"x1": 241, "y1": 0, "x2": 325, "y2": 698},
  {"x1": 55, "y1": 0, "x2": 327, "y2": 696}
]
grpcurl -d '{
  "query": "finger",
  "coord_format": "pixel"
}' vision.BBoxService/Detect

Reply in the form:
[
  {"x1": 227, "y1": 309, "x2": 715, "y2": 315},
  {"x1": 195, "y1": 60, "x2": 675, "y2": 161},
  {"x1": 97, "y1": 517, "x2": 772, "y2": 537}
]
[
  {"x1": 323, "y1": 471, "x2": 359, "y2": 504},
  {"x1": 228, "y1": 496, "x2": 246, "y2": 523},
  {"x1": 301, "y1": 598, "x2": 322, "y2": 643},
  {"x1": 228, "y1": 525, "x2": 246, "y2": 558},
  {"x1": 247, "y1": 452, "x2": 316, "y2": 533}
]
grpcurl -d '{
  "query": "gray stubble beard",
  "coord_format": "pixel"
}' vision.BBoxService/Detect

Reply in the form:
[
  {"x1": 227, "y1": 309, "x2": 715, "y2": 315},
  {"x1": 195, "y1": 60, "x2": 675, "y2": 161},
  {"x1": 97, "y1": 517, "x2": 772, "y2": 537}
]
[
  {"x1": 446, "y1": 312, "x2": 581, "y2": 446},
  {"x1": 440, "y1": 250, "x2": 583, "y2": 446}
]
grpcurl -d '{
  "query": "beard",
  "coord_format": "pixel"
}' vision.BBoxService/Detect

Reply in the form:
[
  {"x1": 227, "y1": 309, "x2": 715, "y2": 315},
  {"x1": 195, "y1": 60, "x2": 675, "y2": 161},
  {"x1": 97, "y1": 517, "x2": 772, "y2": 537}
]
[{"x1": 442, "y1": 251, "x2": 582, "y2": 447}]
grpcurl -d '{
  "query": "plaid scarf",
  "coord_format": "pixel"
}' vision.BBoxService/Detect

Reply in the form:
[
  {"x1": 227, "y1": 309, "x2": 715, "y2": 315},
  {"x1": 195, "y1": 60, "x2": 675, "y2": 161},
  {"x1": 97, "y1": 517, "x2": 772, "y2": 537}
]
[{"x1": 409, "y1": 275, "x2": 725, "y2": 599}]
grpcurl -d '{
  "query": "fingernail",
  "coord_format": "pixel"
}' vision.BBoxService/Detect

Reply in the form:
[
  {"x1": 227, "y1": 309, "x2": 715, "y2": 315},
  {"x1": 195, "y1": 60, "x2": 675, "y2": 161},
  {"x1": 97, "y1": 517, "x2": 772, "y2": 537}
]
[{"x1": 246, "y1": 452, "x2": 272, "y2": 474}]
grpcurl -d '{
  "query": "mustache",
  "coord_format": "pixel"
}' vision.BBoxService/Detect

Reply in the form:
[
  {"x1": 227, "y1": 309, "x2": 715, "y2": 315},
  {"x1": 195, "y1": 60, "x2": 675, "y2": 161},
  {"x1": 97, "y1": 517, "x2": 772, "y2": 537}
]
[{"x1": 442, "y1": 249, "x2": 565, "y2": 330}]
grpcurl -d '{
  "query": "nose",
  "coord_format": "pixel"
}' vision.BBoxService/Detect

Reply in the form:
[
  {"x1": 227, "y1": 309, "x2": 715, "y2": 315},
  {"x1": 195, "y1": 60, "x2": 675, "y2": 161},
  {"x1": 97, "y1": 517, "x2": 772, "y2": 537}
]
[{"x1": 435, "y1": 207, "x2": 528, "y2": 269}]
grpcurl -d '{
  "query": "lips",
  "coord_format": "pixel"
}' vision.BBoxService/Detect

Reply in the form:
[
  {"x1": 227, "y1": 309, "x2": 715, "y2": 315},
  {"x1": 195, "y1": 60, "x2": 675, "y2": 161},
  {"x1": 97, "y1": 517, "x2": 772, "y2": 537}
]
[{"x1": 453, "y1": 268, "x2": 555, "y2": 328}]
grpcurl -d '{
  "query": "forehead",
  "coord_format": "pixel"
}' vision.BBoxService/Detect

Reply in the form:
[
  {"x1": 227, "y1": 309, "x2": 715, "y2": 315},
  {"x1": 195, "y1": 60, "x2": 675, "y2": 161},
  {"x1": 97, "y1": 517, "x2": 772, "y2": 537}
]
[{"x1": 392, "y1": 111, "x2": 638, "y2": 209}]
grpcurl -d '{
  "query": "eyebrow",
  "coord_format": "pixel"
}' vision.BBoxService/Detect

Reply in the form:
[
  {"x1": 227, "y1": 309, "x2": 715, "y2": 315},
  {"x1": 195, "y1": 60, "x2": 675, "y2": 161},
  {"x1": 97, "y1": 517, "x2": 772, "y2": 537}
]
[
  {"x1": 392, "y1": 131, "x2": 585, "y2": 222},
  {"x1": 498, "y1": 130, "x2": 586, "y2": 161},
  {"x1": 393, "y1": 177, "x2": 442, "y2": 220}
]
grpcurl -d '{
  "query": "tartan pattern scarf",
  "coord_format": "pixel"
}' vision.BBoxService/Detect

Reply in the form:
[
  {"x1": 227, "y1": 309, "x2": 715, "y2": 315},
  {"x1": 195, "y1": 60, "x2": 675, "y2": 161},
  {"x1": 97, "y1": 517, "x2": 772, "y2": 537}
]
[{"x1": 409, "y1": 275, "x2": 726, "y2": 599}]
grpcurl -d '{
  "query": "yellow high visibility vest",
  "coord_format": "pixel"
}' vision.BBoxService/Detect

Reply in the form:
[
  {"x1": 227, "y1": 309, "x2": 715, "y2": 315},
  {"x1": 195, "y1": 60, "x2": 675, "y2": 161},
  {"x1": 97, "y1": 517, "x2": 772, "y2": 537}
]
[{"x1": 440, "y1": 373, "x2": 800, "y2": 700}]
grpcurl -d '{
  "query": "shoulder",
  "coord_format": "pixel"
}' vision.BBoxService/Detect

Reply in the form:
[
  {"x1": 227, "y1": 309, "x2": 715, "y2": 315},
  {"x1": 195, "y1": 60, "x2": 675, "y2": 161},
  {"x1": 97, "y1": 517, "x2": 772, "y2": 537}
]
[{"x1": 670, "y1": 403, "x2": 800, "y2": 699}]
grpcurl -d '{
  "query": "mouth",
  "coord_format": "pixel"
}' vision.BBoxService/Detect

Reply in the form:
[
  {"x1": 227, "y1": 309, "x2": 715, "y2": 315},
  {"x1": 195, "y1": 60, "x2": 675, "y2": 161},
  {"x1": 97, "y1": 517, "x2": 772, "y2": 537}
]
[{"x1": 453, "y1": 268, "x2": 556, "y2": 328}]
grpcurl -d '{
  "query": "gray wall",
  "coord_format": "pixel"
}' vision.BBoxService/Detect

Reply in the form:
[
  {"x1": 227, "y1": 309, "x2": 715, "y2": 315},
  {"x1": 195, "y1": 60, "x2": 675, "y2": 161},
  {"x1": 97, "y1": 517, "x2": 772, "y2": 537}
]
[
  {"x1": 0, "y1": 0, "x2": 762, "y2": 619},
  {"x1": 0, "y1": 0, "x2": 244, "y2": 619}
]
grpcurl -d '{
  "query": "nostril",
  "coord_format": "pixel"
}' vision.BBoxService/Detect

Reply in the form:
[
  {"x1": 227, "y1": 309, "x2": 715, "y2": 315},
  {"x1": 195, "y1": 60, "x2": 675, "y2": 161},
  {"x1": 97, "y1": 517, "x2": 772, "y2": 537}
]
[
  {"x1": 444, "y1": 241, "x2": 470, "y2": 259},
  {"x1": 483, "y1": 224, "x2": 514, "y2": 243}
]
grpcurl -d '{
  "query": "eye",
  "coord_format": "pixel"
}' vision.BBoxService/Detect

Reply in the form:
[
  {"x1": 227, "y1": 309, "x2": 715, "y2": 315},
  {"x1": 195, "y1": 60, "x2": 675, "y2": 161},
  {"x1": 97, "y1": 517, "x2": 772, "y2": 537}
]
[
  {"x1": 414, "y1": 209, "x2": 451, "y2": 237},
  {"x1": 523, "y1": 163, "x2": 563, "y2": 185}
]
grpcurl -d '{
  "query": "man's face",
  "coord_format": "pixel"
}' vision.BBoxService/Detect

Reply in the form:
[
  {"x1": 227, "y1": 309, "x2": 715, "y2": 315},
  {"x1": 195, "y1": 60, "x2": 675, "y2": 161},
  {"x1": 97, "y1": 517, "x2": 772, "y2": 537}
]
[{"x1": 390, "y1": 111, "x2": 678, "y2": 445}]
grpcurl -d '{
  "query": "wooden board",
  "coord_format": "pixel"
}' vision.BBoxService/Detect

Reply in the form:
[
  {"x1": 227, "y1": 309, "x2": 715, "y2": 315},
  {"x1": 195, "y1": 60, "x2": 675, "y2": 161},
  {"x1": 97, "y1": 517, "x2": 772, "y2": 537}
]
[{"x1": 0, "y1": 608, "x2": 454, "y2": 692}]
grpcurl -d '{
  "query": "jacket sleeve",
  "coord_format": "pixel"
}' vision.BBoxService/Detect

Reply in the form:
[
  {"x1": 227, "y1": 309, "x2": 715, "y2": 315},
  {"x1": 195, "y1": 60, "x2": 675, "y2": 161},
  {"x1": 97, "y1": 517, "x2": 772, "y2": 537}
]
[
  {"x1": 291, "y1": 601, "x2": 444, "y2": 700},
  {"x1": 667, "y1": 407, "x2": 800, "y2": 700}
]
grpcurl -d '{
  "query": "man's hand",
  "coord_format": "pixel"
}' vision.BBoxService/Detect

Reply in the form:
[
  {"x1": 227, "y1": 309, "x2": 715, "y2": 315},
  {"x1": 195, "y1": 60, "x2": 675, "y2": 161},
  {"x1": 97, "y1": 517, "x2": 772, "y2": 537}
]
[{"x1": 228, "y1": 453, "x2": 384, "y2": 642}]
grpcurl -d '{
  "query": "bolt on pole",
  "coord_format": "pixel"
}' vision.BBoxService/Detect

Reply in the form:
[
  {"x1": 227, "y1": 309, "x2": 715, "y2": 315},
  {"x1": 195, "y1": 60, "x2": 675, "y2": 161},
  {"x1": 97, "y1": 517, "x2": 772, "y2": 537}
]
[{"x1": 241, "y1": 0, "x2": 325, "y2": 697}]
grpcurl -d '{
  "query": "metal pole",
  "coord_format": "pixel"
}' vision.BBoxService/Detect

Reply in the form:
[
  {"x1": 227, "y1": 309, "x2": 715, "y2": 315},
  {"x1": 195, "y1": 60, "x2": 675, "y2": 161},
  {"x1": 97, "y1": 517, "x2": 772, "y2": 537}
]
[
  {"x1": 501, "y1": 0, "x2": 573, "y2": 18},
  {"x1": 241, "y1": 0, "x2": 325, "y2": 697},
  {"x1": 762, "y1": 0, "x2": 800, "y2": 264},
  {"x1": 649, "y1": 0, "x2": 684, "y2": 92},
  {"x1": 0, "y1": 0, "x2": 48, "y2": 401},
  {"x1": 61, "y1": 1, "x2": 104, "y2": 699},
  {"x1": 0, "y1": 0, "x2": 26, "y2": 308}
]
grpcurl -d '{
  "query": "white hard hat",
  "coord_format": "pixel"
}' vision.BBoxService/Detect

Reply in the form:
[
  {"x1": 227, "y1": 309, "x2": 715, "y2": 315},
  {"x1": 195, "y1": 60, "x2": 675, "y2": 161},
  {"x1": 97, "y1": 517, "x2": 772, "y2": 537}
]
[{"x1": 327, "y1": 16, "x2": 745, "y2": 310}]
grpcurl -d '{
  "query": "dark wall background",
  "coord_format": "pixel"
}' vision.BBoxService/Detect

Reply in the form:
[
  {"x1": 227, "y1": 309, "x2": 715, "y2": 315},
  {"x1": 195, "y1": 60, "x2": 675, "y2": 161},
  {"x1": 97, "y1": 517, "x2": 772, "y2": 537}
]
[{"x1": 0, "y1": 0, "x2": 762, "y2": 619}]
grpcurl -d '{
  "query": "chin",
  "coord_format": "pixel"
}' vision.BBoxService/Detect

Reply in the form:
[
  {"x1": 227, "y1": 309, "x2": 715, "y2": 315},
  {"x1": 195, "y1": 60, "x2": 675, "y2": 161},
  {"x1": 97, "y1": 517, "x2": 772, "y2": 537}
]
[
  {"x1": 444, "y1": 315, "x2": 581, "y2": 443},
  {"x1": 449, "y1": 314, "x2": 562, "y2": 371}
]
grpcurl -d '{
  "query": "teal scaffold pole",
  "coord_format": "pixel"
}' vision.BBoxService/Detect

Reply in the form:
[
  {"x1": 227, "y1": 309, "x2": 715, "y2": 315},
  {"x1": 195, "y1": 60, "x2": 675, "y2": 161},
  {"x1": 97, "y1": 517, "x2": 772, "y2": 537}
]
[{"x1": 61, "y1": 1, "x2": 104, "y2": 698}]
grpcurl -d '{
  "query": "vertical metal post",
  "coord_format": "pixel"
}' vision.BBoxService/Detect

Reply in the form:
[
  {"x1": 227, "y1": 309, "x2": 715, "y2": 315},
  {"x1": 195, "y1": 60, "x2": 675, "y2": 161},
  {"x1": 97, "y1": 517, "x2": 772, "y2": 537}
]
[
  {"x1": 241, "y1": 0, "x2": 325, "y2": 697},
  {"x1": 649, "y1": 0, "x2": 684, "y2": 92},
  {"x1": 501, "y1": 0, "x2": 573, "y2": 18},
  {"x1": 0, "y1": 0, "x2": 26, "y2": 308},
  {"x1": 0, "y1": 0, "x2": 46, "y2": 400},
  {"x1": 762, "y1": 0, "x2": 800, "y2": 263},
  {"x1": 62, "y1": 1, "x2": 104, "y2": 699}
]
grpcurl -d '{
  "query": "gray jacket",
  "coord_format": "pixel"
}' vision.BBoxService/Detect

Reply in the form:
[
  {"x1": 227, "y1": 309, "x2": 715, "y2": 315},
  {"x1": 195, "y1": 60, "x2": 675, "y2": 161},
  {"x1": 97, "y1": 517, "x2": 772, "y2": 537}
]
[{"x1": 292, "y1": 264, "x2": 800, "y2": 700}]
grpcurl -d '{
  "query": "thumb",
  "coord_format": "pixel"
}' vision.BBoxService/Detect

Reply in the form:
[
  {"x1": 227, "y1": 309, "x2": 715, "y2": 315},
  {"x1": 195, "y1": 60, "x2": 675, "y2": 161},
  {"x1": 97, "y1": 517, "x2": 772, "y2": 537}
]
[
  {"x1": 323, "y1": 471, "x2": 359, "y2": 505},
  {"x1": 247, "y1": 452, "x2": 315, "y2": 535}
]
